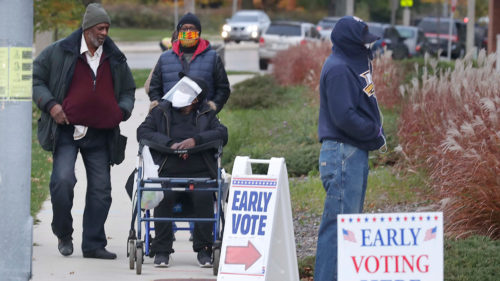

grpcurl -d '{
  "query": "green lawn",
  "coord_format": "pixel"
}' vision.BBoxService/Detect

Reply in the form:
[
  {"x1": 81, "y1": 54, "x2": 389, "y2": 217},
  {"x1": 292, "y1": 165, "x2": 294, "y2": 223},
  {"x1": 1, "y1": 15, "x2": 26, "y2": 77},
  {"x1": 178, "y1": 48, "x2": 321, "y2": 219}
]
[{"x1": 31, "y1": 104, "x2": 51, "y2": 218}]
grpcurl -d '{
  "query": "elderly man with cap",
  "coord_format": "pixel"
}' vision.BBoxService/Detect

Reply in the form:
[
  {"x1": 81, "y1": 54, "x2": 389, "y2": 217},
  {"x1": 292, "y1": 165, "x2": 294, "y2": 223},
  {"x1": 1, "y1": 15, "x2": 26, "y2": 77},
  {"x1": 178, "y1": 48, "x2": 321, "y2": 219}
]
[
  {"x1": 33, "y1": 3, "x2": 135, "y2": 259},
  {"x1": 315, "y1": 16, "x2": 386, "y2": 280},
  {"x1": 147, "y1": 12, "x2": 230, "y2": 114}
]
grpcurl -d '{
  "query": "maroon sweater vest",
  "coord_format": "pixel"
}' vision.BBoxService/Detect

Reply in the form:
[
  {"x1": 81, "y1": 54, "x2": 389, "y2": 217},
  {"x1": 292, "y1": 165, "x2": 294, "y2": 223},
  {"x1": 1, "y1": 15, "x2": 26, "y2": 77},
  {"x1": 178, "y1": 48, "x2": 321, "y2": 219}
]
[{"x1": 62, "y1": 54, "x2": 122, "y2": 129}]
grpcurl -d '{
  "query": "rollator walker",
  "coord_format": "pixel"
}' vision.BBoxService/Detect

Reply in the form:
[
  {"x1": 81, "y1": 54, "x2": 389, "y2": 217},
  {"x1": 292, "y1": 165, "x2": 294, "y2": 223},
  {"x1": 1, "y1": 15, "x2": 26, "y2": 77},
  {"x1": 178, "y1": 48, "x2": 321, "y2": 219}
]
[{"x1": 126, "y1": 139, "x2": 227, "y2": 275}]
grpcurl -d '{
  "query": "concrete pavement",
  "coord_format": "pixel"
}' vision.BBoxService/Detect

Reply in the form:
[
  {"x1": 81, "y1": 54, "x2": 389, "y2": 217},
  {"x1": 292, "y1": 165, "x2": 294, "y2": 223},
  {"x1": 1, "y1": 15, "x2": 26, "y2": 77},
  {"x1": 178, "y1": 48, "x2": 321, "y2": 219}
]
[{"x1": 31, "y1": 75, "x2": 253, "y2": 281}]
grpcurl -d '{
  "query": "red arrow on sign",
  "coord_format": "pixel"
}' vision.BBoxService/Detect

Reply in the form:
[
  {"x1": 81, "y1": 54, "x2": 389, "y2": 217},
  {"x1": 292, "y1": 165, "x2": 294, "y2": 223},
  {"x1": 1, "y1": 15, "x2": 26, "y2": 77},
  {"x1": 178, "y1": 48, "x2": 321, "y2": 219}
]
[{"x1": 225, "y1": 241, "x2": 261, "y2": 270}]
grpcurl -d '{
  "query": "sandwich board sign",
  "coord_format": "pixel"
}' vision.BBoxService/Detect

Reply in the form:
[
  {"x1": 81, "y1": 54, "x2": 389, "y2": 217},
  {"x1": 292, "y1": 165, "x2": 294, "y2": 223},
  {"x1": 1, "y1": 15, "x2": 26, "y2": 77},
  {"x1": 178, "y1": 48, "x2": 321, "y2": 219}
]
[
  {"x1": 217, "y1": 156, "x2": 299, "y2": 281},
  {"x1": 338, "y1": 212, "x2": 443, "y2": 281}
]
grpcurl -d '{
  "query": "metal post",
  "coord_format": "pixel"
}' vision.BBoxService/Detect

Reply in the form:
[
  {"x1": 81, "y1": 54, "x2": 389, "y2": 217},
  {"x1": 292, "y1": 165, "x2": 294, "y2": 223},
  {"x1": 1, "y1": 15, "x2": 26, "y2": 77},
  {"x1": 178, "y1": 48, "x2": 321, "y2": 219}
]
[
  {"x1": 447, "y1": 7, "x2": 454, "y2": 60},
  {"x1": 346, "y1": 0, "x2": 354, "y2": 16},
  {"x1": 403, "y1": 7, "x2": 411, "y2": 26},
  {"x1": 232, "y1": 0, "x2": 238, "y2": 16},
  {"x1": 0, "y1": 0, "x2": 34, "y2": 281},
  {"x1": 174, "y1": 0, "x2": 178, "y2": 29},
  {"x1": 466, "y1": 0, "x2": 476, "y2": 57},
  {"x1": 391, "y1": 0, "x2": 398, "y2": 25}
]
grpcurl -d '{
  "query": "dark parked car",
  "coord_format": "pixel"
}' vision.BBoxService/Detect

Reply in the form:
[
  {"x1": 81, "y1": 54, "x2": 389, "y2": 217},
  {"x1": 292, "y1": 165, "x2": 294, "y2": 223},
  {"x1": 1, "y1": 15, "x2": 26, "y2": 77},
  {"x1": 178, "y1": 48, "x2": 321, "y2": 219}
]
[
  {"x1": 367, "y1": 23, "x2": 409, "y2": 60},
  {"x1": 417, "y1": 17, "x2": 466, "y2": 58},
  {"x1": 395, "y1": 25, "x2": 431, "y2": 57}
]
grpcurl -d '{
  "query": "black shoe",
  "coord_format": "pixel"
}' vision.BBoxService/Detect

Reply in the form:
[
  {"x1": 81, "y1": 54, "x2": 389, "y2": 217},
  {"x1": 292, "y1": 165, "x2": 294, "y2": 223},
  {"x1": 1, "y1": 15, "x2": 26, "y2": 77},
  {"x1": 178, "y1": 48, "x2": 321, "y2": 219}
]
[
  {"x1": 58, "y1": 239, "x2": 73, "y2": 256},
  {"x1": 197, "y1": 246, "x2": 212, "y2": 268},
  {"x1": 154, "y1": 252, "x2": 170, "y2": 267},
  {"x1": 83, "y1": 248, "x2": 117, "y2": 259}
]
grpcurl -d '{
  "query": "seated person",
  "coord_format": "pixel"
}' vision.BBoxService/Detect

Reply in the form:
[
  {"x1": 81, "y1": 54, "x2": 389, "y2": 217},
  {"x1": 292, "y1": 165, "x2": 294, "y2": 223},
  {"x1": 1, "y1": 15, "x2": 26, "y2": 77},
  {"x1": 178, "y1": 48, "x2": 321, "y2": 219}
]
[{"x1": 137, "y1": 73, "x2": 228, "y2": 268}]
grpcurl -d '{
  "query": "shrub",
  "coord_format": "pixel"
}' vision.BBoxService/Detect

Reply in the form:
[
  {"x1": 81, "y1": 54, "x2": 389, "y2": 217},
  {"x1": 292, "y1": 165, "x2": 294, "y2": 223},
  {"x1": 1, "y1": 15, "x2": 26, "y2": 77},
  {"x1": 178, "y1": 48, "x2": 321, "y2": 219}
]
[
  {"x1": 272, "y1": 42, "x2": 330, "y2": 93},
  {"x1": 103, "y1": 3, "x2": 230, "y2": 32},
  {"x1": 398, "y1": 50, "x2": 500, "y2": 239},
  {"x1": 225, "y1": 75, "x2": 288, "y2": 110}
]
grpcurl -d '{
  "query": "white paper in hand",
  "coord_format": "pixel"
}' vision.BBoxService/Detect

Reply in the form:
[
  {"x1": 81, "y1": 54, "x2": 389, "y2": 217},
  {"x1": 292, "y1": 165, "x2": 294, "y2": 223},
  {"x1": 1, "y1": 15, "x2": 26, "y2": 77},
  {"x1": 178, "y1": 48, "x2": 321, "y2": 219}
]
[{"x1": 162, "y1": 76, "x2": 202, "y2": 108}]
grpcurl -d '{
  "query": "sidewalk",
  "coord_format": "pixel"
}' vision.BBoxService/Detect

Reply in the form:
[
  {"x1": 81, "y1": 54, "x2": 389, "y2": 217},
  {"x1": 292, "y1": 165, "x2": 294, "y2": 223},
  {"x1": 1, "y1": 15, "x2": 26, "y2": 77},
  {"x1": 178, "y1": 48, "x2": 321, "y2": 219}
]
[{"x1": 31, "y1": 75, "x2": 253, "y2": 281}]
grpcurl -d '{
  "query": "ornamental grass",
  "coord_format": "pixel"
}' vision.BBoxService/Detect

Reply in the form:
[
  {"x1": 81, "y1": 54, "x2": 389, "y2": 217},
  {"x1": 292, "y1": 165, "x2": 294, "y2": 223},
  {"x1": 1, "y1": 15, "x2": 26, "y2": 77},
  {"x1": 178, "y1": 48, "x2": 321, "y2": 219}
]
[{"x1": 398, "y1": 51, "x2": 500, "y2": 239}]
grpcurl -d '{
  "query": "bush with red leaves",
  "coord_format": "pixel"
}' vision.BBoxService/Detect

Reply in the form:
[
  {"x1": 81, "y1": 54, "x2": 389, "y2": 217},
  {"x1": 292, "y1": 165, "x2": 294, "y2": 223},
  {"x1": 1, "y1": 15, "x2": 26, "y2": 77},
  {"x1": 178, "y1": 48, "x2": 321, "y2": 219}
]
[
  {"x1": 271, "y1": 42, "x2": 331, "y2": 93},
  {"x1": 272, "y1": 44, "x2": 403, "y2": 110}
]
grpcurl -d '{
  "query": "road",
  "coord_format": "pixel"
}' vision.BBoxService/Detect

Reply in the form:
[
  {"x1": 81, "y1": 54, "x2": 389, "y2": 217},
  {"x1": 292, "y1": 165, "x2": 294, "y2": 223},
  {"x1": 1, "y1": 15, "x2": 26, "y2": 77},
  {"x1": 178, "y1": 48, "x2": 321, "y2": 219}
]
[{"x1": 118, "y1": 41, "x2": 262, "y2": 73}]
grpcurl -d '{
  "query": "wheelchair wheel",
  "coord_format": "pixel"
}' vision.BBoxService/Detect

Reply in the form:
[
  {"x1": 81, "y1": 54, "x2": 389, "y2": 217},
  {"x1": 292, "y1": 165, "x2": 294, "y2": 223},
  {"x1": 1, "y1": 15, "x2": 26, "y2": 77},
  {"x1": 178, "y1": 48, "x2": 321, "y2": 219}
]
[
  {"x1": 212, "y1": 248, "x2": 220, "y2": 276},
  {"x1": 136, "y1": 244, "x2": 143, "y2": 275},
  {"x1": 128, "y1": 240, "x2": 136, "y2": 270}
]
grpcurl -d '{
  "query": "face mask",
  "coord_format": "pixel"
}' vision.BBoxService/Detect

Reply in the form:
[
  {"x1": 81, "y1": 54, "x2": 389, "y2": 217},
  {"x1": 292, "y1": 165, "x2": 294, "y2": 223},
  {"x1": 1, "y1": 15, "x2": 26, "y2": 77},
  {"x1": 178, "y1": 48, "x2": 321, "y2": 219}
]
[
  {"x1": 178, "y1": 31, "x2": 200, "y2": 48},
  {"x1": 365, "y1": 42, "x2": 374, "y2": 50}
]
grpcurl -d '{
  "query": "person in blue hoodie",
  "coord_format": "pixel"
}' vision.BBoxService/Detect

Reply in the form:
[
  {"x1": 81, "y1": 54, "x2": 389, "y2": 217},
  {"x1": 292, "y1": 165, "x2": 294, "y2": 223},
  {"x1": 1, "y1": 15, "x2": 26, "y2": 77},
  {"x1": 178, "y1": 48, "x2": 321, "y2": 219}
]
[{"x1": 315, "y1": 16, "x2": 386, "y2": 281}]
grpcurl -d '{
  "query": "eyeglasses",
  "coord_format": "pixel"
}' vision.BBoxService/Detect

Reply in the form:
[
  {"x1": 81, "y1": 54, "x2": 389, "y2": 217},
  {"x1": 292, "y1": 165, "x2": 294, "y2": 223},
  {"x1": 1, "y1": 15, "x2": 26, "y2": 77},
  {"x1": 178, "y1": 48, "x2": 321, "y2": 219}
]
[{"x1": 179, "y1": 26, "x2": 198, "y2": 32}]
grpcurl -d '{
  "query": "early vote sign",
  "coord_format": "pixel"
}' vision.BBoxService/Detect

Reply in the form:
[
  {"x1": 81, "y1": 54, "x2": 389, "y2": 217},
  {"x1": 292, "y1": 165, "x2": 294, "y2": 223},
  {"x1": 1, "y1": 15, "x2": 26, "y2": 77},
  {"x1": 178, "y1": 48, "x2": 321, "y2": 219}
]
[
  {"x1": 217, "y1": 157, "x2": 299, "y2": 281},
  {"x1": 338, "y1": 212, "x2": 443, "y2": 281}
]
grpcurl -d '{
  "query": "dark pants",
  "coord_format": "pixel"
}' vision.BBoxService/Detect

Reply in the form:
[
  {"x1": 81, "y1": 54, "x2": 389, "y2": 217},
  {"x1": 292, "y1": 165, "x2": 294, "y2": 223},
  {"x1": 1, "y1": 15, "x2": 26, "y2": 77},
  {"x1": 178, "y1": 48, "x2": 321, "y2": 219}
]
[
  {"x1": 50, "y1": 126, "x2": 112, "y2": 253},
  {"x1": 151, "y1": 189, "x2": 214, "y2": 254}
]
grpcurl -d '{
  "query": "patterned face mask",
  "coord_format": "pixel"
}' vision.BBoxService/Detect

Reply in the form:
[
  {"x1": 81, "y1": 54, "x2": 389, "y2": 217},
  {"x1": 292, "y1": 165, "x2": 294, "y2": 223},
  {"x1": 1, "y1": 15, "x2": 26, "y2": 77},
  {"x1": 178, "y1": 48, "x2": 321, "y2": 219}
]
[{"x1": 178, "y1": 31, "x2": 200, "y2": 48}]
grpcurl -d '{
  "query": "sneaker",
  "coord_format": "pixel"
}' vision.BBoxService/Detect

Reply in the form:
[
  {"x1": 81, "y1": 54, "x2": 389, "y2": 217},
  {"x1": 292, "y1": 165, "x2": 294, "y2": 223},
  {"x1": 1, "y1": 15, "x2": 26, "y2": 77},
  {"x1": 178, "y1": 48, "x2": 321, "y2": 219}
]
[
  {"x1": 154, "y1": 252, "x2": 170, "y2": 267},
  {"x1": 197, "y1": 246, "x2": 212, "y2": 268}
]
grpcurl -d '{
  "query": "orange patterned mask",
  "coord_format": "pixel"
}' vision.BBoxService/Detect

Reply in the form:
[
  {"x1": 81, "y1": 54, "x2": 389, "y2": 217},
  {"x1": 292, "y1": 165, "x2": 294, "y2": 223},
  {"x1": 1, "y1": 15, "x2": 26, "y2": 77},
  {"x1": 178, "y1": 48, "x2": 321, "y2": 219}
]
[{"x1": 178, "y1": 31, "x2": 200, "y2": 48}]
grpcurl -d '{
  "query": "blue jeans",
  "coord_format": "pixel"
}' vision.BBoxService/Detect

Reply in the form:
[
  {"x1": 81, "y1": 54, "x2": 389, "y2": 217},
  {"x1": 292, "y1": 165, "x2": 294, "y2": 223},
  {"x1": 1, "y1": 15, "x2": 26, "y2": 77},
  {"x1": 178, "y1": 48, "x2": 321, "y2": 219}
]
[
  {"x1": 314, "y1": 140, "x2": 368, "y2": 281},
  {"x1": 50, "y1": 126, "x2": 112, "y2": 252}
]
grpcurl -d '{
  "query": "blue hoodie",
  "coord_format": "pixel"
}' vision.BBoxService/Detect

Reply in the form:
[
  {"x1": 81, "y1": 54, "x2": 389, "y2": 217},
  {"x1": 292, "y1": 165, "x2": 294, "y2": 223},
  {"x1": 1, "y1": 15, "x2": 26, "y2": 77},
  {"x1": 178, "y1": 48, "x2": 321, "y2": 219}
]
[{"x1": 317, "y1": 16, "x2": 385, "y2": 151}]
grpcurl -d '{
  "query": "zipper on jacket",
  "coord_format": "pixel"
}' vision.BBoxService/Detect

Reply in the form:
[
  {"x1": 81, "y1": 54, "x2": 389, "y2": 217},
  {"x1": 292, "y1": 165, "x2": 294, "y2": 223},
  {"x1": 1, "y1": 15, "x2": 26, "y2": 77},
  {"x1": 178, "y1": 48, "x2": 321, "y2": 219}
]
[{"x1": 158, "y1": 109, "x2": 171, "y2": 172}]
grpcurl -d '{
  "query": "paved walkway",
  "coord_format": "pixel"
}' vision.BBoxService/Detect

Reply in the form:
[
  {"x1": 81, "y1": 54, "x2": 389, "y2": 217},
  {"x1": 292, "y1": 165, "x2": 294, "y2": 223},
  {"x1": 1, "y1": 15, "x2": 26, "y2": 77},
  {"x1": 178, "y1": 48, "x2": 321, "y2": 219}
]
[{"x1": 31, "y1": 75, "x2": 253, "y2": 281}]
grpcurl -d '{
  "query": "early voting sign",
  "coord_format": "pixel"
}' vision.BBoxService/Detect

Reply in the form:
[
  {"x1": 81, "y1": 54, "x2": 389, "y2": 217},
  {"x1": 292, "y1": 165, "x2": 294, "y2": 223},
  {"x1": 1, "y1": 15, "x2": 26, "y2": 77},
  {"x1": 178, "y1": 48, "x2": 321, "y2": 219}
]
[
  {"x1": 338, "y1": 212, "x2": 443, "y2": 281},
  {"x1": 217, "y1": 156, "x2": 299, "y2": 281}
]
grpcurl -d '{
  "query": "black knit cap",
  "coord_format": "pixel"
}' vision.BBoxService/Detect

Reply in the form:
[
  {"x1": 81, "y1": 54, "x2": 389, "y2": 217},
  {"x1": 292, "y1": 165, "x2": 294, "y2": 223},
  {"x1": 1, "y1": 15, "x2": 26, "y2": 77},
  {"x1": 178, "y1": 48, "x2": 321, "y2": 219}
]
[{"x1": 177, "y1": 12, "x2": 202, "y2": 34}]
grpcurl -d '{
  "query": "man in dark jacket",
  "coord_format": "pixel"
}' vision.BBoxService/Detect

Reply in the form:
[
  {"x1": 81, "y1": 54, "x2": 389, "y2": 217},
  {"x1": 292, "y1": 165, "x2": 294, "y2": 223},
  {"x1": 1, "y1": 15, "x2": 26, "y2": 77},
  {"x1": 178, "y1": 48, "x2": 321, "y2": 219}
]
[
  {"x1": 32, "y1": 3, "x2": 135, "y2": 259},
  {"x1": 137, "y1": 74, "x2": 228, "y2": 268},
  {"x1": 315, "y1": 16, "x2": 386, "y2": 281},
  {"x1": 147, "y1": 12, "x2": 230, "y2": 113}
]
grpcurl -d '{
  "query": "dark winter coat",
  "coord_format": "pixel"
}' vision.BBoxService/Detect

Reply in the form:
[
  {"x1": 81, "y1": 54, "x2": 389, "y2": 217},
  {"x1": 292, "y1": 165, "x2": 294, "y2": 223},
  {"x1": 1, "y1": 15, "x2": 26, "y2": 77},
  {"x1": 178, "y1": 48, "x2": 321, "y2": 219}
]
[
  {"x1": 136, "y1": 100, "x2": 228, "y2": 176},
  {"x1": 147, "y1": 39, "x2": 230, "y2": 113},
  {"x1": 33, "y1": 28, "x2": 135, "y2": 164}
]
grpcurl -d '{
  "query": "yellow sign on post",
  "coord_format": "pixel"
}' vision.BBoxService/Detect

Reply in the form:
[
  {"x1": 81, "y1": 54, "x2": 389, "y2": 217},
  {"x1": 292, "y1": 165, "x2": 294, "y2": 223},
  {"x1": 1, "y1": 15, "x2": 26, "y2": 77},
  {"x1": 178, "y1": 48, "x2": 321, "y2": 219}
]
[
  {"x1": 0, "y1": 47, "x2": 32, "y2": 101},
  {"x1": 400, "y1": 0, "x2": 413, "y2": 7}
]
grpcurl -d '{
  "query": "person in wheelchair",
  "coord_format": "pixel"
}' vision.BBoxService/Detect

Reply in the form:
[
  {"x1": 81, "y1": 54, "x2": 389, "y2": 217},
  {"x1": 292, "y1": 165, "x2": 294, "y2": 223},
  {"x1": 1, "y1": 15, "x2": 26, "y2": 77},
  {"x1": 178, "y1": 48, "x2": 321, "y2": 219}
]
[{"x1": 137, "y1": 73, "x2": 228, "y2": 268}]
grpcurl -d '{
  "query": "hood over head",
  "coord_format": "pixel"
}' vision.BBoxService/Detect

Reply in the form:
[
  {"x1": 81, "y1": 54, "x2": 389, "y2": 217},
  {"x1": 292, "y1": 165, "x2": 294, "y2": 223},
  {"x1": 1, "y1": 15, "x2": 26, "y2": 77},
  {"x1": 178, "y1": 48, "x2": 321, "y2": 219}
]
[{"x1": 331, "y1": 16, "x2": 379, "y2": 60}]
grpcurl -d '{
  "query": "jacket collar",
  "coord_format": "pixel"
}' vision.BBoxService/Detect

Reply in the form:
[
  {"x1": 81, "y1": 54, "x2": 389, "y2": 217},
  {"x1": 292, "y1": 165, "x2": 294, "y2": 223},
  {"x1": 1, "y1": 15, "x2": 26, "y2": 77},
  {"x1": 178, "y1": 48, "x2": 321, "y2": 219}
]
[
  {"x1": 172, "y1": 38, "x2": 211, "y2": 61},
  {"x1": 60, "y1": 28, "x2": 127, "y2": 63}
]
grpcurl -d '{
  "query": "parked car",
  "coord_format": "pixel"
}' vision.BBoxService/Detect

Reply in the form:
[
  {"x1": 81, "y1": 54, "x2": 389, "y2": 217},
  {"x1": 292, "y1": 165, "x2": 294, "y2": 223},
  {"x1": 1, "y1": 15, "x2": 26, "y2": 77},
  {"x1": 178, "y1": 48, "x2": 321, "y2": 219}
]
[
  {"x1": 367, "y1": 22, "x2": 409, "y2": 60},
  {"x1": 221, "y1": 10, "x2": 271, "y2": 43},
  {"x1": 316, "y1": 16, "x2": 341, "y2": 39},
  {"x1": 258, "y1": 21, "x2": 322, "y2": 70},
  {"x1": 417, "y1": 17, "x2": 466, "y2": 58},
  {"x1": 395, "y1": 25, "x2": 431, "y2": 57}
]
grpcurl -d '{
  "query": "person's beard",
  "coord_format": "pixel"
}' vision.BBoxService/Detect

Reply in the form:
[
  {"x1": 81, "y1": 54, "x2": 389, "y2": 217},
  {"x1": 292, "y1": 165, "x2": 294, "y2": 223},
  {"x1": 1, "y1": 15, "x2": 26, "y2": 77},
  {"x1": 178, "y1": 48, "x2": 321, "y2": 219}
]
[{"x1": 88, "y1": 32, "x2": 105, "y2": 49}]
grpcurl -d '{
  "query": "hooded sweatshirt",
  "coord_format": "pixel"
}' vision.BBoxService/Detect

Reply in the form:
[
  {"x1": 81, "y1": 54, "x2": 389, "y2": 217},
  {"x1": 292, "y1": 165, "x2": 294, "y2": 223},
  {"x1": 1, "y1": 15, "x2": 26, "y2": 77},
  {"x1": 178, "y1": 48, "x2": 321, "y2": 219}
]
[{"x1": 317, "y1": 16, "x2": 385, "y2": 151}]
